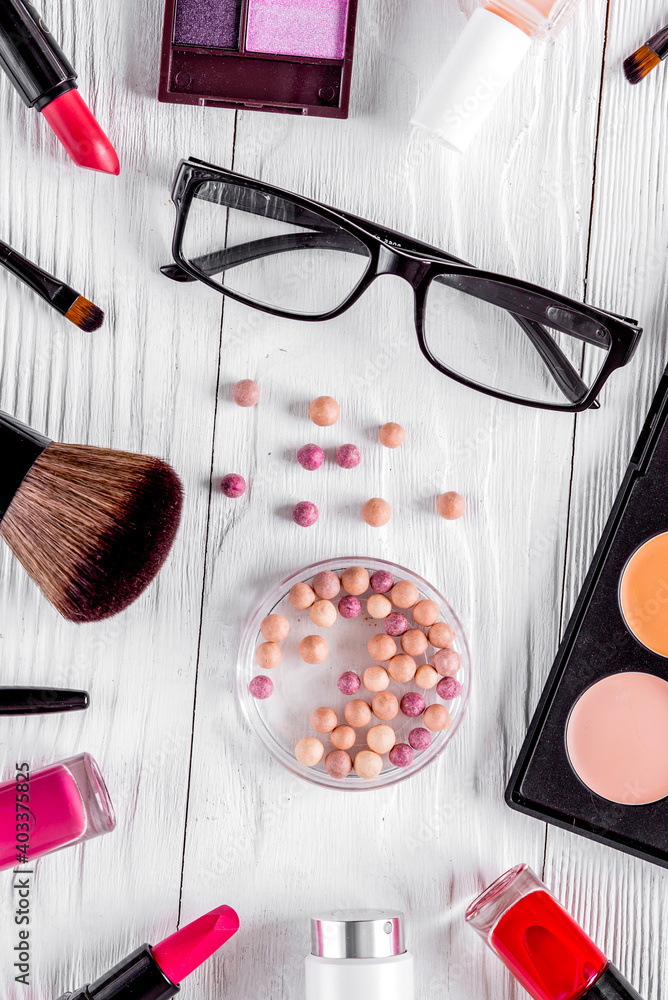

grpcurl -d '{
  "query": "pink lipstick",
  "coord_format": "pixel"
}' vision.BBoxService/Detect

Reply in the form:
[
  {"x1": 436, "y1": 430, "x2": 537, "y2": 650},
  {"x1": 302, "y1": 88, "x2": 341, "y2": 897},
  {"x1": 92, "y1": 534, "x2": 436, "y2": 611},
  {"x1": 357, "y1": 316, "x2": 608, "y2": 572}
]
[
  {"x1": 0, "y1": 0, "x2": 119, "y2": 175},
  {"x1": 56, "y1": 905, "x2": 240, "y2": 999}
]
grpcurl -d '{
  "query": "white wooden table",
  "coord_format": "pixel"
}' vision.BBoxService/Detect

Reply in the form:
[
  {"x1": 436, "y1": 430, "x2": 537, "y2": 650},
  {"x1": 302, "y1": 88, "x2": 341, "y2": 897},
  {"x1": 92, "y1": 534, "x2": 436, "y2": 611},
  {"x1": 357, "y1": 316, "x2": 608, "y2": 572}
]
[{"x1": 0, "y1": 0, "x2": 666, "y2": 996}]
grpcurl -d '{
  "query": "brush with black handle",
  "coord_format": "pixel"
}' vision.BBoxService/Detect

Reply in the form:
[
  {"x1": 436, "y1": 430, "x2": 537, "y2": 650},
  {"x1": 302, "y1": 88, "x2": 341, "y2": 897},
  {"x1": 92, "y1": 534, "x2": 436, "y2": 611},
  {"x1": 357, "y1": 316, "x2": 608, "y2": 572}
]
[
  {"x1": 0, "y1": 411, "x2": 183, "y2": 623},
  {"x1": 0, "y1": 687, "x2": 89, "y2": 714},
  {"x1": 0, "y1": 239, "x2": 104, "y2": 332},
  {"x1": 624, "y1": 24, "x2": 668, "y2": 84}
]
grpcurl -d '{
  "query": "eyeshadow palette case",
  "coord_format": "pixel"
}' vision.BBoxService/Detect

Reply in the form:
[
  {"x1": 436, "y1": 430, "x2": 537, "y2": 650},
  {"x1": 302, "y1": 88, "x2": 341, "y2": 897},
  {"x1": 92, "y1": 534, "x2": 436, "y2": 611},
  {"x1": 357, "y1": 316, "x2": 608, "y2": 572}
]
[
  {"x1": 507, "y1": 366, "x2": 668, "y2": 868},
  {"x1": 159, "y1": 0, "x2": 359, "y2": 118}
]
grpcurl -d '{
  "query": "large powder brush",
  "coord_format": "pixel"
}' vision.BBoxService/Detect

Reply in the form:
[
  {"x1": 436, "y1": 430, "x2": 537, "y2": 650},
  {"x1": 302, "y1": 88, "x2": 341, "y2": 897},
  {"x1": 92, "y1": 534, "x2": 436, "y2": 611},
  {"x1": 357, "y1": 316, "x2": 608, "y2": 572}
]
[{"x1": 0, "y1": 412, "x2": 183, "y2": 623}]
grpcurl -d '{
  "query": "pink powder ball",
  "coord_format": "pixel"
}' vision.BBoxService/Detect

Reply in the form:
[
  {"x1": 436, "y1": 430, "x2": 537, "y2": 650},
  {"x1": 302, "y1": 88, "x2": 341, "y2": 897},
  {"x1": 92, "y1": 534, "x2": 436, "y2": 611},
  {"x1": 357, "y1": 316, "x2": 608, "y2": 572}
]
[
  {"x1": 325, "y1": 750, "x2": 353, "y2": 779},
  {"x1": 400, "y1": 692, "x2": 426, "y2": 718},
  {"x1": 379, "y1": 422, "x2": 405, "y2": 448},
  {"x1": 362, "y1": 497, "x2": 391, "y2": 527},
  {"x1": 309, "y1": 395, "x2": 340, "y2": 426},
  {"x1": 313, "y1": 570, "x2": 340, "y2": 599},
  {"x1": 437, "y1": 676, "x2": 462, "y2": 700},
  {"x1": 336, "y1": 444, "x2": 361, "y2": 469},
  {"x1": 437, "y1": 491, "x2": 466, "y2": 520},
  {"x1": 338, "y1": 671, "x2": 361, "y2": 695},
  {"x1": 408, "y1": 728, "x2": 432, "y2": 751},
  {"x1": 385, "y1": 612, "x2": 410, "y2": 637},
  {"x1": 297, "y1": 443, "x2": 325, "y2": 471},
  {"x1": 233, "y1": 379, "x2": 260, "y2": 407},
  {"x1": 339, "y1": 595, "x2": 362, "y2": 619},
  {"x1": 293, "y1": 501, "x2": 319, "y2": 527},
  {"x1": 249, "y1": 675, "x2": 274, "y2": 700},
  {"x1": 370, "y1": 570, "x2": 394, "y2": 593},
  {"x1": 434, "y1": 648, "x2": 462, "y2": 677},
  {"x1": 424, "y1": 704, "x2": 451, "y2": 732},
  {"x1": 221, "y1": 474, "x2": 246, "y2": 498},
  {"x1": 389, "y1": 743, "x2": 414, "y2": 768}
]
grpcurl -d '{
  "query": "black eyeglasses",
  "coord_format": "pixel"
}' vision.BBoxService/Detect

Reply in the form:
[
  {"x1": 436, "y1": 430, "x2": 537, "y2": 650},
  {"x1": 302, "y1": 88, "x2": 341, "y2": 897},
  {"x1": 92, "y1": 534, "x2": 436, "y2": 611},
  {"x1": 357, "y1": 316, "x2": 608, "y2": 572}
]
[{"x1": 162, "y1": 157, "x2": 642, "y2": 412}]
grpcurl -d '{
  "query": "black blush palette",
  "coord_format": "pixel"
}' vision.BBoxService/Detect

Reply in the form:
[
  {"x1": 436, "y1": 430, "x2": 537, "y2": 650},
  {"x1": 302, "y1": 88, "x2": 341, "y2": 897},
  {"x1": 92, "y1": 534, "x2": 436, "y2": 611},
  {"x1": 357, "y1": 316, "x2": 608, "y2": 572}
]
[
  {"x1": 159, "y1": 0, "x2": 359, "y2": 118},
  {"x1": 507, "y1": 366, "x2": 668, "y2": 867}
]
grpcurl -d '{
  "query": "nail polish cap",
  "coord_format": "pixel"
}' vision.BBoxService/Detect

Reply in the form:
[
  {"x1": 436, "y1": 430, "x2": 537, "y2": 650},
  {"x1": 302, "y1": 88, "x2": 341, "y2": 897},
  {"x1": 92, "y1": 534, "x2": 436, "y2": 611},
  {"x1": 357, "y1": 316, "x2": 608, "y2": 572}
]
[
  {"x1": 311, "y1": 909, "x2": 406, "y2": 959},
  {"x1": 411, "y1": 7, "x2": 532, "y2": 153}
]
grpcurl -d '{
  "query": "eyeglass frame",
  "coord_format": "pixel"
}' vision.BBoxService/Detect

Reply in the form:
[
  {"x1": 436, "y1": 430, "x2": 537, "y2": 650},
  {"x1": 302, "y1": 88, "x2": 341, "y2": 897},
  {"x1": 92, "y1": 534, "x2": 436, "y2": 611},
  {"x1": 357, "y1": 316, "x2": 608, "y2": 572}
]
[{"x1": 162, "y1": 157, "x2": 642, "y2": 413}]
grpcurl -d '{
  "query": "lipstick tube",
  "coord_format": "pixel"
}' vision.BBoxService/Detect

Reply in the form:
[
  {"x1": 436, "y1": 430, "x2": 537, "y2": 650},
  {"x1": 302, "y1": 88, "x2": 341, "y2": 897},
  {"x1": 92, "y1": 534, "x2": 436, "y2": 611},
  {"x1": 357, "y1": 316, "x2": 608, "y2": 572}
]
[
  {"x1": 56, "y1": 946, "x2": 179, "y2": 1000},
  {"x1": 466, "y1": 865, "x2": 643, "y2": 1000},
  {"x1": 0, "y1": 0, "x2": 119, "y2": 174}
]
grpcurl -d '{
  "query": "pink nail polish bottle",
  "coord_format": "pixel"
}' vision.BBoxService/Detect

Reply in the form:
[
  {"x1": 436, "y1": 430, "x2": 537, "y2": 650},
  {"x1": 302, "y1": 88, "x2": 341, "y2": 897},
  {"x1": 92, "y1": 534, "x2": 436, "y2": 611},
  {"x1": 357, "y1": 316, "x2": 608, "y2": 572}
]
[
  {"x1": 413, "y1": 0, "x2": 583, "y2": 152},
  {"x1": 0, "y1": 754, "x2": 115, "y2": 870}
]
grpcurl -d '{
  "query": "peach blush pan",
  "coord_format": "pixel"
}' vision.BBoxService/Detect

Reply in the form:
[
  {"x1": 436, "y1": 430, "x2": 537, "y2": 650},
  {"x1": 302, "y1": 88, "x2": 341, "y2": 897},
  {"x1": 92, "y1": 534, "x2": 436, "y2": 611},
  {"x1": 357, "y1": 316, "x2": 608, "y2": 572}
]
[
  {"x1": 566, "y1": 672, "x2": 668, "y2": 806},
  {"x1": 619, "y1": 532, "x2": 668, "y2": 657}
]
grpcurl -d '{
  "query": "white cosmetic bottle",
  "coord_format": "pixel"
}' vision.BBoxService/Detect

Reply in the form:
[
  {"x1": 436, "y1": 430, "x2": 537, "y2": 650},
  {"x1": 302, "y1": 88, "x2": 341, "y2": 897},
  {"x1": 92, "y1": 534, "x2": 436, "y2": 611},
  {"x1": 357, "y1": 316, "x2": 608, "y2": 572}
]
[{"x1": 305, "y1": 909, "x2": 414, "y2": 1000}]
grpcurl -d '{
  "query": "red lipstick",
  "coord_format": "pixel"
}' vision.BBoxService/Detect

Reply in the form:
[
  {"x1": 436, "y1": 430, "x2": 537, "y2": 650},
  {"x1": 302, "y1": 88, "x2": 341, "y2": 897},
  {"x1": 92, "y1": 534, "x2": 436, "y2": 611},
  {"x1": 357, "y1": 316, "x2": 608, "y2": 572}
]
[
  {"x1": 55, "y1": 904, "x2": 239, "y2": 1000},
  {"x1": 0, "y1": 0, "x2": 119, "y2": 175},
  {"x1": 466, "y1": 865, "x2": 642, "y2": 1000}
]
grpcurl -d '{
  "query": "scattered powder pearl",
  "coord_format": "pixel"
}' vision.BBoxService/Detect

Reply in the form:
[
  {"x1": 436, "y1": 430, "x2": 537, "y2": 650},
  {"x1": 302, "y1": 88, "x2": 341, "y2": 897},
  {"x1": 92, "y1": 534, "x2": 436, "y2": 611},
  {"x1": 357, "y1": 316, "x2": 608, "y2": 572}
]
[
  {"x1": 249, "y1": 675, "x2": 274, "y2": 700},
  {"x1": 367, "y1": 594, "x2": 392, "y2": 619},
  {"x1": 313, "y1": 570, "x2": 340, "y2": 599},
  {"x1": 437, "y1": 491, "x2": 466, "y2": 520},
  {"x1": 428, "y1": 622, "x2": 455, "y2": 648},
  {"x1": 367, "y1": 724, "x2": 396, "y2": 755},
  {"x1": 311, "y1": 707, "x2": 338, "y2": 733},
  {"x1": 401, "y1": 692, "x2": 426, "y2": 718},
  {"x1": 389, "y1": 743, "x2": 414, "y2": 768},
  {"x1": 221, "y1": 474, "x2": 246, "y2": 498},
  {"x1": 437, "y1": 676, "x2": 462, "y2": 700},
  {"x1": 326, "y1": 750, "x2": 352, "y2": 778},
  {"x1": 299, "y1": 635, "x2": 329, "y2": 664},
  {"x1": 336, "y1": 444, "x2": 361, "y2": 469},
  {"x1": 293, "y1": 501, "x2": 319, "y2": 527},
  {"x1": 363, "y1": 666, "x2": 390, "y2": 692},
  {"x1": 331, "y1": 725, "x2": 356, "y2": 751},
  {"x1": 371, "y1": 691, "x2": 399, "y2": 721},
  {"x1": 345, "y1": 699, "x2": 372, "y2": 728},
  {"x1": 370, "y1": 570, "x2": 394, "y2": 593},
  {"x1": 339, "y1": 595, "x2": 362, "y2": 619},
  {"x1": 401, "y1": 629, "x2": 429, "y2": 656},
  {"x1": 298, "y1": 443, "x2": 325, "y2": 471},
  {"x1": 290, "y1": 582, "x2": 316, "y2": 609},
  {"x1": 354, "y1": 750, "x2": 383, "y2": 780},
  {"x1": 233, "y1": 379, "x2": 260, "y2": 407},
  {"x1": 309, "y1": 395, "x2": 340, "y2": 426},
  {"x1": 409, "y1": 728, "x2": 432, "y2": 750},
  {"x1": 424, "y1": 704, "x2": 451, "y2": 732},
  {"x1": 415, "y1": 665, "x2": 439, "y2": 690},
  {"x1": 379, "y1": 422, "x2": 405, "y2": 448},
  {"x1": 310, "y1": 599, "x2": 337, "y2": 628},
  {"x1": 388, "y1": 654, "x2": 417, "y2": 684},
  {"x1": 385, "y1": 613, "x2": 410, "y2": 637},
  {"x1": 413, "y1": 600, "x2": 440, "y2": 627},
  {"x1": 434, "y1": 648, "x2": 462, "y2": 677},
  {"x1": 337, "y1": 671, "x2": 361, "y2": 695},
  {"x1": 341, "y1": 566, "x2": 370, "y2": 595},
  {"x1": 255, "y1": 642, "x2": 282, "y2": 669},
  {"x1": 368, "y1": 634, "x2": 397, "y2": 661},
  {"x1": 295, "y1": 736, "x2": 324, "y2": 767},
  {"x1": 391, "y1": 581, "x2": 419, "y2": 609},
  {"x1": 261, "y1": 614, "x2": 290, "y2": 642},
  {"x1": 362, "y1": 497, "x2": 391, "y2": 527}
]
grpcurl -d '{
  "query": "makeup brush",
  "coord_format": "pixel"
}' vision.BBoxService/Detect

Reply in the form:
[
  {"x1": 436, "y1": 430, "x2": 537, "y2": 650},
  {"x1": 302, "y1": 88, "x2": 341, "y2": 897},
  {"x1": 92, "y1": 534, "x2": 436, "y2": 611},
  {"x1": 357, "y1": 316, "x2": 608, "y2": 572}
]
[
  {"x1": 0, "y1": 411, "x2": 183, "y2": 623},
  {"x1": 0, "y1": 240, "x2": 104, "y2": 332},
  {"x1": 624, "y1": 24, "x2": 668, "y2": 84}
]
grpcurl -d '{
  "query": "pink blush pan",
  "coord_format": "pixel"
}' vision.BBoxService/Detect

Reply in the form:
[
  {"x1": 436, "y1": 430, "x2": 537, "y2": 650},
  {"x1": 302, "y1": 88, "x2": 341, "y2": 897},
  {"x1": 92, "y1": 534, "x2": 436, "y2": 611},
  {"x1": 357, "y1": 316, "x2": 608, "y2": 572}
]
[
  {"x1": 246, "y1": 0, "x2": 350, "y2": 59},
  {"x1": 566, "y1": 672, "x2": 668, "y2": 806}
]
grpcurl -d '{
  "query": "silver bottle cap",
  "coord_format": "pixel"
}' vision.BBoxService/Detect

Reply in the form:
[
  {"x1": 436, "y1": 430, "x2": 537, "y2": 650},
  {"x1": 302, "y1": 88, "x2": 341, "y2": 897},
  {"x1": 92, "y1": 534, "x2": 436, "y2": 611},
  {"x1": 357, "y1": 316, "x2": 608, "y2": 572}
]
[{"x1": 311, "y1": 909, "x2": 406, "y2": 959}]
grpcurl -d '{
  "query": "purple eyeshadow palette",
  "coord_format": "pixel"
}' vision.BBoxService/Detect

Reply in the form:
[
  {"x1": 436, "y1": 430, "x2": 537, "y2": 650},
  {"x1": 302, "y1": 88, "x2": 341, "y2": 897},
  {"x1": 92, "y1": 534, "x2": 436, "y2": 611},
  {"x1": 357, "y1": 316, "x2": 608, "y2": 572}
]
[{"x1": 159, "y1": 0, "x2": 359, "y2": 118}]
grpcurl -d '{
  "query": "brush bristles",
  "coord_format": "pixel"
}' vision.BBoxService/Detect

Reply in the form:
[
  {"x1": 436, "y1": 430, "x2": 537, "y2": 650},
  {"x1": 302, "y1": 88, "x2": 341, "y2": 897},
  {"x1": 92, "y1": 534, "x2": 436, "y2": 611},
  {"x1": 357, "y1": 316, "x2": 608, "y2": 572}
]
[
  {"x1": 64, "y1": 296, "x2": 105, "y2": 332},
  {"x1": 0, "y1": 443, "x2": 183, "y2": 623},
  {"x1": 624, "y1": 44, "x2": 661, "y2": 84}
]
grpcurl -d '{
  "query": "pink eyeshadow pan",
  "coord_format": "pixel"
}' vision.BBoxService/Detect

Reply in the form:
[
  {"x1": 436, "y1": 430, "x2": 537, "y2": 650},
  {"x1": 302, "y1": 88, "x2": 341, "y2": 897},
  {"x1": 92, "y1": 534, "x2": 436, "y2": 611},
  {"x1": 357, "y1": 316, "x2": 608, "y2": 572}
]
[
  {"x1": 246, "y1": 0, "x2": 350, "y2": 59},
  {"x1": 566, "y1": 671, "x2": 668, "y2": 806}
]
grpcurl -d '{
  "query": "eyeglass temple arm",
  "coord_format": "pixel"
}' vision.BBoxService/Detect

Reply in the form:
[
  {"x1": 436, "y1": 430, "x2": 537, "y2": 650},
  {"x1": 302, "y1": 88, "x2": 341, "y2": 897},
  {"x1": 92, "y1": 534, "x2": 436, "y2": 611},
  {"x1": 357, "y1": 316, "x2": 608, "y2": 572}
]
[{"x1": 162, "y1": 234, "x2": 589, "y2": 406}]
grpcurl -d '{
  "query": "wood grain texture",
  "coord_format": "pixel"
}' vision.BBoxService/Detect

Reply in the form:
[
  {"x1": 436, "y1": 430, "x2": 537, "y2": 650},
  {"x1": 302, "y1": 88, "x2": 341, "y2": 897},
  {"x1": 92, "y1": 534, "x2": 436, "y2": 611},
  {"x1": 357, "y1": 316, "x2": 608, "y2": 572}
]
[{"x1": 0, "y1": 0, "x2": 664, "y2": 997}]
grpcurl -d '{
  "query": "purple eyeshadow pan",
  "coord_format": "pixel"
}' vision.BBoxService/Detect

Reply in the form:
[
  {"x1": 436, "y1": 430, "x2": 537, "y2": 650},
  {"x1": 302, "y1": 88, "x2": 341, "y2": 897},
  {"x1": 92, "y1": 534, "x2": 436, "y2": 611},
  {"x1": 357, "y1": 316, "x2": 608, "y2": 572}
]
[
  {"x1": 174, "y1": 0, "x2": 241, "y2": 49},
  {"x1": 246, "y1": 0, "x2": 350, "y2": 60}
]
